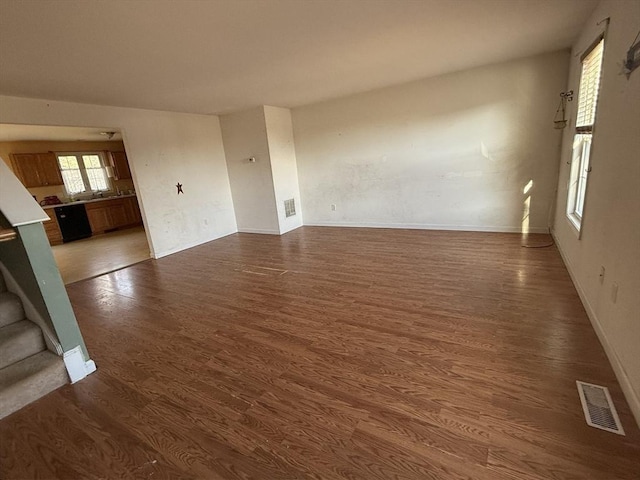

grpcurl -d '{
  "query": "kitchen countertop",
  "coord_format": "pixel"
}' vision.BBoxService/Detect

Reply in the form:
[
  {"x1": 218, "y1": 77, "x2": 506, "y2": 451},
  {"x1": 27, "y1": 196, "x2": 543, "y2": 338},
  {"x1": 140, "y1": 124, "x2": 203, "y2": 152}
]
[{"x1": 41, "y1": 193, "x2": 137, "y2": 210}]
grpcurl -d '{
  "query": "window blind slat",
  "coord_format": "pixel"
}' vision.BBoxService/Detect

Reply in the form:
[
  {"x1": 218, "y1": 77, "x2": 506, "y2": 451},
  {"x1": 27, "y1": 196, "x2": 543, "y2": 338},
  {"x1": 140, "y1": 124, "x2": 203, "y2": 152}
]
[{"x1": 576, "y1": 39, "x2": 604, "y2": 128}]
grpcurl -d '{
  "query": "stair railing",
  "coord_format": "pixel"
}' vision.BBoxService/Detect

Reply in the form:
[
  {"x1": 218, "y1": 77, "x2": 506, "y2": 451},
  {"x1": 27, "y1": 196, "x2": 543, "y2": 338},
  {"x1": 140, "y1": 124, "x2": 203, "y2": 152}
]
[{"x1": 0, "y1": 227, "x2": 17, "y2": 243}]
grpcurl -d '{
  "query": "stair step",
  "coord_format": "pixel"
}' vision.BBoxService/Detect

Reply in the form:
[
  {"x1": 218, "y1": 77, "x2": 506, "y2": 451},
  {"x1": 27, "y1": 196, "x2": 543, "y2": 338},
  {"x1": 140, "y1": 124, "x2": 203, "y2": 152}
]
[
  {"x1": 0, "y1": 320, "x2": 46, "y2": 370},
  {"x1": 0, "y1": 351, "x2": 68, "y2": 420},
  {"x1": 0, "y1": 292, "x2": 25, "y2": 328}
]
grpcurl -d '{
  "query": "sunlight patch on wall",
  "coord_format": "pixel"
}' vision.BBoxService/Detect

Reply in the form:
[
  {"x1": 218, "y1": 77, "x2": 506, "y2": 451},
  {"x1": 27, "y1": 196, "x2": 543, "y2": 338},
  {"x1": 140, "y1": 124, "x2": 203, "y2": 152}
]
[
  {"x1": 522, "y1": 195, "x2": 531, "y2": 234},
  {"x1": 480, "y1": 141, "x2": 498, "y2": 162}
]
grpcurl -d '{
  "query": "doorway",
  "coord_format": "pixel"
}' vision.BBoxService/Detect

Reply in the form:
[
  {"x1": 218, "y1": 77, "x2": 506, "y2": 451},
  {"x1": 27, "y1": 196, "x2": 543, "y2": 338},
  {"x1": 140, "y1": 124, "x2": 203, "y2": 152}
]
[{"x1": 0, "y1": 123, "x2": 151, "y2": 284}]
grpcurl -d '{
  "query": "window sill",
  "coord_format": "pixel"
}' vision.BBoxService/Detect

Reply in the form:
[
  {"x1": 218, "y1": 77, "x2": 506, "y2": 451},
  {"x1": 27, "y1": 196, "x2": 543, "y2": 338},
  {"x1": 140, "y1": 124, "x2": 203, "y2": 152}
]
[
  {"x1": 566, "y1": 213, "x2": 582, "y2": 239},
  {"x1": 67, "y1": 190, "x2": 114, "y2": 202}
]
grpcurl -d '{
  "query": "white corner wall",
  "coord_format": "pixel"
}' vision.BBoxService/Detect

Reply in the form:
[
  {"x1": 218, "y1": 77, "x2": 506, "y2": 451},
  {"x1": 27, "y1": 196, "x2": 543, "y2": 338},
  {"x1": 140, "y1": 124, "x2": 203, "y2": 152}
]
[
  {"x1": 552, "y1": 0, "x2": 640, "y2": 425},
  {"x1": 264, "y1": 106, "x2": 303, "y2": 234},
  {"x1": 0, "y1": 95, "x2": 237, "y2": 258},
  {"x1": 292, "y1": 50, "x2": 570, "y2": 233},
  {"x1": 220, "y1": 107, "x2": 280, "y2": 234}
]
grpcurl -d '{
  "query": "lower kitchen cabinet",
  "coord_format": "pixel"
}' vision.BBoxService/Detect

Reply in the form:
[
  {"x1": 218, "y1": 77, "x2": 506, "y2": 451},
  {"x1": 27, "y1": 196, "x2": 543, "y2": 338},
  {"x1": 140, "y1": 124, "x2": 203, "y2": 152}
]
[
  {"x1": 85, "y1": 197, "x2": 142, "y2": 234},
  {"x1": 125, "y1": 196, "x2": 142, "y2": 224},
  {"x1": 42, "y1": 196, "x2": 142, "y2": 246},
  {"x1": 43, "y1": 213, "x2": 63, "y2": 246},
  {"x1": 85, "y1": 203, "x2": 112, "y2": 233}
]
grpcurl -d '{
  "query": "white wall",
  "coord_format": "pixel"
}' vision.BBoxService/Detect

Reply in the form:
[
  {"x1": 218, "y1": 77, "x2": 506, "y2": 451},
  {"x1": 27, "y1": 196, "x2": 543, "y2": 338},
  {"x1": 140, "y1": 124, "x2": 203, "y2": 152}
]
[
  {"x1": 220, "y1": 107, "x2": 280, "y2": 234},
  {"x1": 292, "y1": 50, "x2": 570, "y2": 233},
  {"x1": 552, "y1": 0, "x2": 640, "y2": 424},
  {"x1": 220, "y1": 106, "x2": 303, "y2": 235},
  {"x1": 264, "y1": 106, "x2": 303, "y2": 234},
  {"x1": 0, "y1": 95, "x2": 237, "y2": 258}
]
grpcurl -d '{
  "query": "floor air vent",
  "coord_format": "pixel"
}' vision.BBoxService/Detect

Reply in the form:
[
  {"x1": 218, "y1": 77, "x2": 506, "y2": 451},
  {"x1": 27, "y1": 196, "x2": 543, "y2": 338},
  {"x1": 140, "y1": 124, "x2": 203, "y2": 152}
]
[{"x1": 576, "y1": 381, "x2": 625, "y2": 435}]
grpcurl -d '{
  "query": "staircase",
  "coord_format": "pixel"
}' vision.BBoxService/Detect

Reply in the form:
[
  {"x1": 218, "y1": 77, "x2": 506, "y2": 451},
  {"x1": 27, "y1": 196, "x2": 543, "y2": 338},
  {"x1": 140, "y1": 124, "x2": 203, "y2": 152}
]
[{"x1": 0, "y1": 270, "x2": 68, "y2": 419}]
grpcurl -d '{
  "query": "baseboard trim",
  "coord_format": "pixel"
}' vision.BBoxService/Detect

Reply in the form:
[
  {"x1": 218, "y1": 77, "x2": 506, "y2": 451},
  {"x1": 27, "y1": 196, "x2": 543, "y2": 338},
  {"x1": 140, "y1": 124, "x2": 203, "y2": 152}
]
[
  {"x1": 238, "y1": 228, "x2": 281, "y2": 235},
  {"x1": 154, "y1": 230, "x2": 238, "y2": 258},
  {"x1": 279, "y1": 223, "x2": 303, "y2": 235},
  {"x1": 552, "y1": 232, "x2": 640, "y2": 428},
  {"x1": 63, "y1": 346, "x2": 97, "y2": 383},
  {"x1": 304, "y1": 222, "x2": 549, "y2": 234}
]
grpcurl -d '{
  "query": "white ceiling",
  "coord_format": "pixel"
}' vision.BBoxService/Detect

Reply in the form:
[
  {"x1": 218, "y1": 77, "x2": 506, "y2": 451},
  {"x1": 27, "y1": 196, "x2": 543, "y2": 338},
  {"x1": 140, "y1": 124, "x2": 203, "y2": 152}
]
[
  {"x1": 0, "y1": 0, "x2": 597, "y2": 115},
  {"x1": 0, "y1": 124, "x2": 122, "y2": 142}
]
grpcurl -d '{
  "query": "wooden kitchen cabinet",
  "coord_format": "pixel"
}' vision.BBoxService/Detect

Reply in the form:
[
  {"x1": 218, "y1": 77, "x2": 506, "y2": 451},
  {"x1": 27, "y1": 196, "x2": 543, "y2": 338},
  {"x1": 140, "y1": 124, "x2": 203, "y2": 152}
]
[
  {"x1": 85, "y1": 203, "x2": 112, "y2": 233},
  {"x1": 10, "y1": 153, "x2": 63, "y2": 187},
  {"x1": 39, "y1": 154, "x2": 64, "y2": 186},
  {"x1": 43, "y1": 212, "x2": 63, "y2": 246},
  {"x1": 110, "y1": 151, "x2": 132, "y2": 180},
  {"x1": 124, "y1": 196, "x2": 142, "y2": 224},
  {"x1": 10, "y1": 154, "x2": 41, "y2": 188},
  {"x1": 109, "y1": 201, "x2": 130, "y2": 227},
  {"x1": 85, "y1": 197, "x2": 142, "y2": 234}
]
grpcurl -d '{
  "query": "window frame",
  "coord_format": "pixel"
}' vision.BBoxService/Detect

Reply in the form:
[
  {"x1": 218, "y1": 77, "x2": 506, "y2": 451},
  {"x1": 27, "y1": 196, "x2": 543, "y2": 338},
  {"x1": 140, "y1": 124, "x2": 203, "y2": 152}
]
[
  {"x1": 56, "y1": 151, "x2": 112, "y2": 198},
  {"x1": 566, "y1": 35, "x2": 605, "y2": 234}
]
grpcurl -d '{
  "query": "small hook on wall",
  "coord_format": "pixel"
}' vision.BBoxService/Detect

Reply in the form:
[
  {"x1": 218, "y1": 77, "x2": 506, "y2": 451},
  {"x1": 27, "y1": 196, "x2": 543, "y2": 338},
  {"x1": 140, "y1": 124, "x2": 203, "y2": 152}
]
[{"x1": 560, "y1": 90, "x2": 573, "y2": 101}]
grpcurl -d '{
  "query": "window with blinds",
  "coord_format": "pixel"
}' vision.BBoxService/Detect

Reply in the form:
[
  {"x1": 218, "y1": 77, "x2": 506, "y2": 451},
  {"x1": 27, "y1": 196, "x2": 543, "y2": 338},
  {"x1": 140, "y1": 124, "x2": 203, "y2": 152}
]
[
  {"x1": 576, "y1": 38, "x2": 604, "y2": 131},
  {"x1": 57, "y1": 152, "x2": 111, "y2": 196},
  {"x1": 566, "y1": 36, "x2": 605, "y2": 232}
]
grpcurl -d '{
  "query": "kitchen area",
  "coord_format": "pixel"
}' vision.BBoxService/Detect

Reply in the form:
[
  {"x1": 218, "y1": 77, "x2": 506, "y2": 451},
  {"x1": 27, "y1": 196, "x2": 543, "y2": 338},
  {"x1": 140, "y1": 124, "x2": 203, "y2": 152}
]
[
  {"x1": 42, "y1": 194, "x2": 142, "y2": 245},
  {"x1": 0, "y1": 124, "x2": 150, "y2": 284}
]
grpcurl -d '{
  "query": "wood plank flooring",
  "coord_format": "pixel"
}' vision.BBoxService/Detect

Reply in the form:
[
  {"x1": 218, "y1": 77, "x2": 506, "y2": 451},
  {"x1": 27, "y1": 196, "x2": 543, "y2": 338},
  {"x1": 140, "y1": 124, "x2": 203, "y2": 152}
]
[
  {"x1": 51, "y1": 226, "x2": 150, "y2": 285},
  {"x1": 1, "y1": 227, "x2": 639, "y2": 479}
]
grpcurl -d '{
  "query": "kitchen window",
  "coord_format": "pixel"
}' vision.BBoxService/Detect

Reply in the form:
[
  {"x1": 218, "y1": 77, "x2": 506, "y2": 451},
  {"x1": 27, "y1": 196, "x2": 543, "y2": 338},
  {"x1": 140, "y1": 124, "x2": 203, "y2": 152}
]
[
  {"x1": 567, "y1": 37, "x2": 605, "y2": 232},
  {"x1": 57, "y1": 152, "x2": 111, "y2": 195}
]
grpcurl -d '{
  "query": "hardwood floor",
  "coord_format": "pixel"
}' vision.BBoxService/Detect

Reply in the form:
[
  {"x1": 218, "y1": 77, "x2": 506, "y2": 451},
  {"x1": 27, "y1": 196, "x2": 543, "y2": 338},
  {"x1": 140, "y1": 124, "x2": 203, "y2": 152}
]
[
  {"x1": 1, "y1": 227, "x2": 639, "y2": 479},
  {"x1": 51, "y1": 226, "x2": 150, "y2": 285}
]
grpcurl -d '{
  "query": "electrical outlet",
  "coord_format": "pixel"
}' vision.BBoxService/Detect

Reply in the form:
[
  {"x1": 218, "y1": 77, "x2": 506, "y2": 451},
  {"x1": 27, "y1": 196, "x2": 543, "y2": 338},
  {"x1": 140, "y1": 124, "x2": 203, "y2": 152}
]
[
  {"x1": 611, "y1": 283, "x2": 618, "y2": 303},
  {"x1": 599, "y1": 266, "x2": 605, "y2": 283},
  {"x1": 331, "y1": 204, "x2": 336, "y2": 211}
]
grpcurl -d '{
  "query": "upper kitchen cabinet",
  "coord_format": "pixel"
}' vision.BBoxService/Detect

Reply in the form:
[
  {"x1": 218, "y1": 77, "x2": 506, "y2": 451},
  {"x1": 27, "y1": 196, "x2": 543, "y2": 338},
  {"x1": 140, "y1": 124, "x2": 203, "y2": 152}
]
[
  {"x1": 10, "y1": 153, "x2": 63, "y2": 187},
  {"x1": 9, "y1": 154, "x2": 39, "y2": 187},
  {"x1": 39, "y1": 153, "x2": 65, "y2": 186},
  {"x1": 109, "y1": 151, "x2": 132, "y2": 180}
]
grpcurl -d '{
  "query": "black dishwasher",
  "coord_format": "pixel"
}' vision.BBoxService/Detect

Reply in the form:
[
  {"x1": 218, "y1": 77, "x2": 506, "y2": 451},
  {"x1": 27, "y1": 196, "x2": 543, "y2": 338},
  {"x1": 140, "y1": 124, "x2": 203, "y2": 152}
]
[{"x1": 54, "y1": 204, "x2": 92, "y2": 243}]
